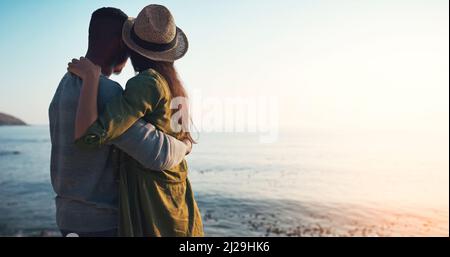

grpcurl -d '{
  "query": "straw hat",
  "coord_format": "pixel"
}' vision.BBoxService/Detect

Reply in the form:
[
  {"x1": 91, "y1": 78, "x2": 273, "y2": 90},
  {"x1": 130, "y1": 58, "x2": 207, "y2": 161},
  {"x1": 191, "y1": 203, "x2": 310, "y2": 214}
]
[{"x1": 122, "y1": 4, "x2": 188, "y2": 62}]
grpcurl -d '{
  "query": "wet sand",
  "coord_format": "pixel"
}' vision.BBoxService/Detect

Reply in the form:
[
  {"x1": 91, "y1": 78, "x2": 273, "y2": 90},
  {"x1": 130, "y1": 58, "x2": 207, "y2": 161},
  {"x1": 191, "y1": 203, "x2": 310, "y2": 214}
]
[{"x1": 198, "y1": 195, "x2": 448, "y2": 237}]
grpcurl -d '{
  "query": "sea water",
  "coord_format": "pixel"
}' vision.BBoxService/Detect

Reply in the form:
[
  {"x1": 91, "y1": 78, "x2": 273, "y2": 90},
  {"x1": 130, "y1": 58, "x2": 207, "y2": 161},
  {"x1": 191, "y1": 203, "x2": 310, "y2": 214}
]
[{"x1": 0, "y1": 125, "x2": 448, "y2": 236}]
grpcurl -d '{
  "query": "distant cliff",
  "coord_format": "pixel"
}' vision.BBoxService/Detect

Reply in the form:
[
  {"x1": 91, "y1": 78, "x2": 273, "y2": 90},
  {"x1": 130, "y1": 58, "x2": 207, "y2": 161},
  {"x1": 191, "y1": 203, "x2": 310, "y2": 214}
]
[{"x1": 0, "y1": 112, "x2": 27, "y2": 126}]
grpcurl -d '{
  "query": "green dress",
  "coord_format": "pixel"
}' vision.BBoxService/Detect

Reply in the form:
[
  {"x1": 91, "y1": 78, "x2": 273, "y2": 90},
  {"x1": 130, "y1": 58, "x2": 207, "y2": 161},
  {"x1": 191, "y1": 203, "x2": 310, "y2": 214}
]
[{"x1": 76, "y1": 69, "x2": 204, "y2": 237}]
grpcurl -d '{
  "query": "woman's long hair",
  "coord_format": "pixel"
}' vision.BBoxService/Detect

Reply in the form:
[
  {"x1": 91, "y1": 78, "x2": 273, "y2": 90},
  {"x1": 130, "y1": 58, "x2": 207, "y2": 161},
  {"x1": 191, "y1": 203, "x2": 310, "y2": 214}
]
[{"x1": 128, "y1": 49, "x2": 195, "y2": 143}]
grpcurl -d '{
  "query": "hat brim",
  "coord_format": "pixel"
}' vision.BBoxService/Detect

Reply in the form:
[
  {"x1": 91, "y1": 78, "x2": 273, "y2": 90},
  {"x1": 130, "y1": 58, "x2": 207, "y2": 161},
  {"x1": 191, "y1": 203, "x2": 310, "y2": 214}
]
[{"x1": 122, "y1": 17, "x2": 188, "y2": 62}]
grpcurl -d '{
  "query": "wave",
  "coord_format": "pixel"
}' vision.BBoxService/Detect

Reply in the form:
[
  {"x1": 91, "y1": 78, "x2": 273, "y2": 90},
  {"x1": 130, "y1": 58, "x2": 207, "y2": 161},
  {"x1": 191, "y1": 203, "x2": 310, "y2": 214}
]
[{"x1": 0, "y1": 150, "x2": 21, "y2": 156}]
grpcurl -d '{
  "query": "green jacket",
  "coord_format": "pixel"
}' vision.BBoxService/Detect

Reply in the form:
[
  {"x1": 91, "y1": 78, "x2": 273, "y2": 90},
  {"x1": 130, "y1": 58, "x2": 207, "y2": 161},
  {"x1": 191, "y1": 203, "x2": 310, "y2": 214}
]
[{"x1": 76, "y1": 69, "x2": 204, "y2": 237}]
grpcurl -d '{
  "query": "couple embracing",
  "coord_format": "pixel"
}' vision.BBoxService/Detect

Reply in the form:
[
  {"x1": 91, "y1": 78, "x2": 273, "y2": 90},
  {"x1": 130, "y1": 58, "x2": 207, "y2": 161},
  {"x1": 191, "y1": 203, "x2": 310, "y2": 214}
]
[{"x1": 49, "y1": 5, "x2": 203, "y2": 237}]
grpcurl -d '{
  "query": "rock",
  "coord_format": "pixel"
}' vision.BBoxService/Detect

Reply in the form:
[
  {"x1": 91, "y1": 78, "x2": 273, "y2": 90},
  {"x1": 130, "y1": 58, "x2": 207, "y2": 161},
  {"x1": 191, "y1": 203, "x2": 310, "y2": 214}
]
[{"x1": 0, "y1": 112, "x2": 27, "y2": 126}]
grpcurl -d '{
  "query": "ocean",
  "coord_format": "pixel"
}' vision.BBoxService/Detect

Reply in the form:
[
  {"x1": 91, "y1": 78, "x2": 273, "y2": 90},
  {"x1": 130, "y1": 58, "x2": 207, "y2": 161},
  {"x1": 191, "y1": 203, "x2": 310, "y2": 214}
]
[{"x1": 0, "y1": 125, "x2": 448, "y2": 236}]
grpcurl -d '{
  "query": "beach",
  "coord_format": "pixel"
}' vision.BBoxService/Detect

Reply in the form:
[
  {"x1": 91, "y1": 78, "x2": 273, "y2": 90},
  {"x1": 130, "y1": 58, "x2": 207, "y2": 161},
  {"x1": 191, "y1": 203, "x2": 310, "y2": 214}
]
[{"x1": 0, "y1": 125, "x2": 448, "y2": 236}]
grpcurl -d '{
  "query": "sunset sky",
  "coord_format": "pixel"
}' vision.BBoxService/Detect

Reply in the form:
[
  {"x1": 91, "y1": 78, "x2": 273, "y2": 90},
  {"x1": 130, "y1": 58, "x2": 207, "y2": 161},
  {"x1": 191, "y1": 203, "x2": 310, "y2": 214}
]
[{"x1": 0, "y1": 0, "x2": 448, "y2": 134}]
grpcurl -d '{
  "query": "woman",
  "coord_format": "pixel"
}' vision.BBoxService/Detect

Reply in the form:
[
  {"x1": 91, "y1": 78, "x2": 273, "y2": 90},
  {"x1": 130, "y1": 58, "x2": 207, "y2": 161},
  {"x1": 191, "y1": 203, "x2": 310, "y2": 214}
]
[{"x1": 68, "y1": 5, "x2": 203, "y2": 237}]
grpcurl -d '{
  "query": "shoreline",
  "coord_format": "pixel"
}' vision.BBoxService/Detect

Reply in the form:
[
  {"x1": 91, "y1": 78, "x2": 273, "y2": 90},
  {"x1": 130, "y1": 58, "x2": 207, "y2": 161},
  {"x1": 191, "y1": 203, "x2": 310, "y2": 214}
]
[{"x1": 1, "y1": 195, "x2": 448, "y2": 237}]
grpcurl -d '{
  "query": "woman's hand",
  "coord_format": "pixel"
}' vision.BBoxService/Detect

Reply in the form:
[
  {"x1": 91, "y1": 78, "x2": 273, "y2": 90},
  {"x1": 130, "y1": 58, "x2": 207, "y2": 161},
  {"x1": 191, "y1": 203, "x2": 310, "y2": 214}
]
[
  {"x1": 68, "y1": 57, "x2": 101, "y2": 80},
  {"x1": 71, "y1": 57, "x2": 101, "y2": 140}
]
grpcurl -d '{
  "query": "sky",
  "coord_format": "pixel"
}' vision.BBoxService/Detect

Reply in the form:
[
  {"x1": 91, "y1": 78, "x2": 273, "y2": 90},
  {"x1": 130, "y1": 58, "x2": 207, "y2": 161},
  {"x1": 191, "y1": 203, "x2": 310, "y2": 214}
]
[{"x1": 0, "y1": 0, "x2": 448, "y2": 134}]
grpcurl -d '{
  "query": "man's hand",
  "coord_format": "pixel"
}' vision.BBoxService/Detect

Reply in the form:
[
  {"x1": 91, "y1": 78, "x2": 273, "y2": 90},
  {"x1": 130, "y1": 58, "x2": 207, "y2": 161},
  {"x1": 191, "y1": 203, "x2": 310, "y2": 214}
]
[
  {"x1": 183, "y1": 138, "x2": 193, "y2": 155},
  {"x1": 110, "y1": 120, "x2": 194, "y2": 170}
]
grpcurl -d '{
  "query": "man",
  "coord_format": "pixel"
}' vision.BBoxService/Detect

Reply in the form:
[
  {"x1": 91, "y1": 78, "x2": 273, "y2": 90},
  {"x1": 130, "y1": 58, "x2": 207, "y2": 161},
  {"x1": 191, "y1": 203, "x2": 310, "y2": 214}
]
[{"x1": 49, "y1": 7, "x2": 190, "y2": 237}]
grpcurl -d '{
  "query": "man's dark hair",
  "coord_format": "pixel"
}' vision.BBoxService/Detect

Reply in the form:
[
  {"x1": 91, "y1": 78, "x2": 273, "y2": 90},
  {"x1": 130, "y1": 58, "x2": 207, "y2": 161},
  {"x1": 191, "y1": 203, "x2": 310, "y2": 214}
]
[{"x1": 88, "y1": 7, "x2": 128, "y2": 49}]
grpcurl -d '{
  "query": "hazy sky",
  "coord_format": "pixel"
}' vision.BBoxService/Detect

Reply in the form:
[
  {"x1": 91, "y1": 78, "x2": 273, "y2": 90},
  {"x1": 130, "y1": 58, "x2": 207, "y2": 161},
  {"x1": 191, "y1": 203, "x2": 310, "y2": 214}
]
[{"x1": 0, "y1": 0, "x2": 448, "y2": 133}]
